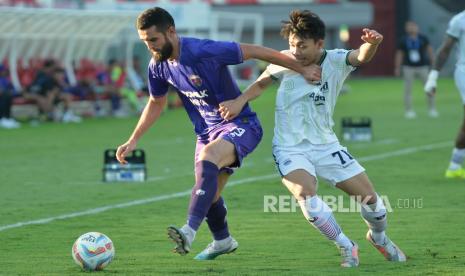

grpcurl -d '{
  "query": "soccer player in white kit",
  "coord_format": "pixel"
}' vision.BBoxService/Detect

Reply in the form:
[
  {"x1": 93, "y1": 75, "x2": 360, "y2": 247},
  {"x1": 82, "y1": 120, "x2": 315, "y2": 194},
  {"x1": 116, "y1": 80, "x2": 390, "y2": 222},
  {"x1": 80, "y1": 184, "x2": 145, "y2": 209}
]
[
  {"x1": 219, "y1": 10, "x2": 406, "y2": 267},
  {"x1": 425, "y1": 10, "x2": 465, "y2": 179}
]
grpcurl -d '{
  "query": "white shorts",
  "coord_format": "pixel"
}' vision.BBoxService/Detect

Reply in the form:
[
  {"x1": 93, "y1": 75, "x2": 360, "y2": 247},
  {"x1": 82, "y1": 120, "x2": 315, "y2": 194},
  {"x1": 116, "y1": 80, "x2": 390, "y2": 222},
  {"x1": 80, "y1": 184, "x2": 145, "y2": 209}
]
[
  {"x1": 272, "y1": 140, "x2": 365, "y2": 186},
  {"x1": 454, "y1": 66, "x2": 465, "y2": 104}
]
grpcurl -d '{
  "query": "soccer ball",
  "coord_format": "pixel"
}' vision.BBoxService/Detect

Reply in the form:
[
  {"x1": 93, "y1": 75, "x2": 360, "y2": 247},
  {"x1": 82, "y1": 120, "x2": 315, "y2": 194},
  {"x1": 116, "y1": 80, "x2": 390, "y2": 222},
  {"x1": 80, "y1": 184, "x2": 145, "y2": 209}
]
[{"x1": 72, "y1": 232, "x2": 115, "y2": 271}]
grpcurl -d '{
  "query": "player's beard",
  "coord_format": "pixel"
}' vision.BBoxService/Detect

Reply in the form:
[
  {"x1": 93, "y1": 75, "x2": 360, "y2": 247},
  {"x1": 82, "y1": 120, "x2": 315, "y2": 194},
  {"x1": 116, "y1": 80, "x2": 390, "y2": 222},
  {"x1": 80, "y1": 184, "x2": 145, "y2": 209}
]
[{"x1": 152, "y1": 39, "x2": 173, "y2": 62}]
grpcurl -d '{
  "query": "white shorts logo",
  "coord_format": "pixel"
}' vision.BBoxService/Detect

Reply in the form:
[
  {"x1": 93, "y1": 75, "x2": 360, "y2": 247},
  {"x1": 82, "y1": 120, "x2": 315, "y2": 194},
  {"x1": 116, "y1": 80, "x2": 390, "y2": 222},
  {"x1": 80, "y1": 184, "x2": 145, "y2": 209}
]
[
  {"x1": 229, "y1": 128, "x2": 246, "y2": 138},
  {"x1": 195, "y1": 189, "x2": 206, "y2": 196}
]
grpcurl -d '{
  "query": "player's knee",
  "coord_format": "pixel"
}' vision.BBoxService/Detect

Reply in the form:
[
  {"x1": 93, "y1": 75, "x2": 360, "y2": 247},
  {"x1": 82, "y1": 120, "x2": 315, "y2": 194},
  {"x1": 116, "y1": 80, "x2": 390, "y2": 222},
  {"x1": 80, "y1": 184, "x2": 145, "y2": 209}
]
[
  {"x1": 198, "y1": 145, "x2": 222, "y2": 164},
  {"x1": 363, "y1": 192, "x2": 378, "y2": 205},
  {"x1": 289, "y1": 183, "x2": 316, "y2": 201},
  {"x1": 361, "y1": 194, "x2": 387, "y2": 220}
]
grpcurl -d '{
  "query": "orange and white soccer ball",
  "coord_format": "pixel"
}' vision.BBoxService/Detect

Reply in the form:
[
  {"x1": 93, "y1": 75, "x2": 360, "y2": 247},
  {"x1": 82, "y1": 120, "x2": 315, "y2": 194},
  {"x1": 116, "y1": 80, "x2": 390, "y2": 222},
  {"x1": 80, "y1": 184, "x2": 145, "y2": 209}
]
[{"x1": 72, "y1": 232, "x2": 115, "y2": 271}]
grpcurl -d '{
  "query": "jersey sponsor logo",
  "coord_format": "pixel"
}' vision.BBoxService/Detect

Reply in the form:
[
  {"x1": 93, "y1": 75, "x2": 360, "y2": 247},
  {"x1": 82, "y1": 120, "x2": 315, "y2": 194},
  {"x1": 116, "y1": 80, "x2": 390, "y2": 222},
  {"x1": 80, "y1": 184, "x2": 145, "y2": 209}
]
[
  {"x1": 182, "y1": 89, "x2": 209, "y2": 107},
  {"x1": 320, "y1": 81, "x2": 329, "y2": 93},
  {"x1": 309, "y1": 92, "x2": 326, "y2": 106},
  {"x1": 199, "y1": 109, "x2": 217, "y2": 117},
  {"x1": 182, "y1": 89, "x2": 208, "y2": 98},
  {"x1": 189, "y1": 74, "x2": 203, "y2": 87}
]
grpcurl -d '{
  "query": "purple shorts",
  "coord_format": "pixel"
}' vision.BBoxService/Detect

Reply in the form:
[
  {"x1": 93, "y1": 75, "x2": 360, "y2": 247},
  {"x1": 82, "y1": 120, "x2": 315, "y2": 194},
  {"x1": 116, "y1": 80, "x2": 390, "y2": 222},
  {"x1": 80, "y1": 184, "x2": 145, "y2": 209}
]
[{"x1": 194, "y1": 116, "x2": 263, "y2": 174}]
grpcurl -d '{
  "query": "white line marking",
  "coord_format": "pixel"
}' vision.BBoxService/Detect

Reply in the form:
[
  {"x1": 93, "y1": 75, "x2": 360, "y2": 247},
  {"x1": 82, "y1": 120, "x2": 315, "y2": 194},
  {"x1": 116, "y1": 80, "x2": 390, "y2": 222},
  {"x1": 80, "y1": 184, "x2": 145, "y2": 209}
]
[
  {"x1": 351, "y1": 138, "x2": 399, "y2": 149},
  {"x1": 357, "y1": 141, "x2": 451, "y2": 162},
  {"x1": 0, "y1": 141, "x2": 451, "y2": 232}
]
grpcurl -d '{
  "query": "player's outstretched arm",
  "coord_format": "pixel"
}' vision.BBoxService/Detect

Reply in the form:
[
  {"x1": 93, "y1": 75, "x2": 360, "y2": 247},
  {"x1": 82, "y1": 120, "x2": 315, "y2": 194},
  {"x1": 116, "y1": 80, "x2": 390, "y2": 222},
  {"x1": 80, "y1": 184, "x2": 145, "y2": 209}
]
[
  {"x1": 116, "y1": 95, "x2": 167, "y2": 164},
  {"x1": 240, "y1": 43, "x2": 321, "y2": 83},
  {"x1": 424, "y1": 35, "x2": 457, "y2": 94},
  {"x1": 219, "y1": 71, "x2": 273, "y2": 121},
  {"x1": 348, "y1": 28, "x2": 383, "y2": 67}
]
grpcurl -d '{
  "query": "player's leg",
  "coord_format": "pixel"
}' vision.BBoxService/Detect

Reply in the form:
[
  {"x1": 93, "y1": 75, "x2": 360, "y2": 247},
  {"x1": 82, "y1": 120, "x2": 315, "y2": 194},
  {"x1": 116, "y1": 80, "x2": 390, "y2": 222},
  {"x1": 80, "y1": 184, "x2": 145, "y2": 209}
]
[
  {"x1": 419, "y1": 66, "x2": 438, "y2": 117},
  {"x1": 284, "y1": 170, "x2": 359, "y2": 267},
  {"x1": 403, "y1": 66, "x2": 416, "y2": 118},
  {"x1": 274, "y1": 148, "x2": 358, "y2": 267},
  {"x1": 194, "y1": 119, "x2": 262, "y2": 259},
  {"x1": 195, "y1": 171, "x2": 239, "y2": 260},
  {"x1": 169, "y1": 118, "x2": 262, "y2": 256},
  {"x1": 168, "y1": 138, "x2": 236, "y2": 255},
  {"x1": 445, "y1": 67, "x2": 465, "y2": 178},
  {"x1": 207, "y1": 171, "x2": 231, "y2": 241},
  {"x1": 336, "y1": 172, "x2": 406, "y2": 262},
  {"x1": 59, "y1": 92, "x2": 82, "y2": 123}
]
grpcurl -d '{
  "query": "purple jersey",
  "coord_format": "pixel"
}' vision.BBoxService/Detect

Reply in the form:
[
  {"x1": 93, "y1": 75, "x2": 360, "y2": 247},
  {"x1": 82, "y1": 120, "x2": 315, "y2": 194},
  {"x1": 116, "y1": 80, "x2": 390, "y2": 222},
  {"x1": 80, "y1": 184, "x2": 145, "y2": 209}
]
[{"x1": 148, "y1": 37, "x2": 257, "y2": 135}]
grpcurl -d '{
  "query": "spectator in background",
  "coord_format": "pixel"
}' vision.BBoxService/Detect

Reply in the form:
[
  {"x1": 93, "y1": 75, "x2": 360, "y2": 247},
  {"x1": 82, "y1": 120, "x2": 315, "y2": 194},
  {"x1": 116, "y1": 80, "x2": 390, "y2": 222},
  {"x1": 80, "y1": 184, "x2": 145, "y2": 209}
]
[
  {"x1": 24, "y1": 59, "x2": 57, "y2": 121},
  {"x1": 52, "y1": 68, "x2": 82, "y2": 123},
  {"x1": 0, "y1": 65, "x2": 21, "y2": 129},
  {"x1": 73, "y1": 59, "x2": 105, "y2": 117},
  {"x1": 108, "y1": 59, "x2": 145, "y2": 116},
  {"x1": 395, "y1": 21, "x2": 437, "y2": 119},
  {"x1": 70, "y1": 78, "x2": 105, "y2": 117},
  {"x1": 129, "y1": 55, "x2": 148, "y2": 94},
  {"x1": 95, "y1": 60, "x2": 123, "y2": 117},
  {"x1": 24, "y1": 59, "x2": 81, "y2": 122},
  {"x1": 116, "y1": 61, "x2": 145, "y2": 114}
]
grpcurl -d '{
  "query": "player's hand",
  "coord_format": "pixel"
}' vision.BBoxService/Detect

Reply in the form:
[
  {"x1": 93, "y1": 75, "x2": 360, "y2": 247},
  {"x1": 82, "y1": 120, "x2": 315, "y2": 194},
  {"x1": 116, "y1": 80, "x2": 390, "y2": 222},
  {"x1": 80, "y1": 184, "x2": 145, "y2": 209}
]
[
  {"x1": 424, "y1": 70, "x2": 439, "y2": 95},
  {"x1": 116, "y1": 139, "x2": 137, "y2": 164},
  {"x1": 301, "y1": 64, "x2": 322, "y2": 83},
  {"x1": 219, "y1": 98, "x2": 246, "y2": 121},
  {"x1": 361, "y1": 28, "x2": 383, "y2": 45}
]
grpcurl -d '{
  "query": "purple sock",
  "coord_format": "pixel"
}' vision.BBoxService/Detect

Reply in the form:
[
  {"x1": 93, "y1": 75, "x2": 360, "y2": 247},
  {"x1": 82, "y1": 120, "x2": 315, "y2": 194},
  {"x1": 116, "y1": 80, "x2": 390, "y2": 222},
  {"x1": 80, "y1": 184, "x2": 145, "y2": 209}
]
[
  {"x1": 187, "y1": 160, "x2": 219, "y2": 231},
  {"x1": 206, "y1": 197, "x2": 230, "y2": 240}
]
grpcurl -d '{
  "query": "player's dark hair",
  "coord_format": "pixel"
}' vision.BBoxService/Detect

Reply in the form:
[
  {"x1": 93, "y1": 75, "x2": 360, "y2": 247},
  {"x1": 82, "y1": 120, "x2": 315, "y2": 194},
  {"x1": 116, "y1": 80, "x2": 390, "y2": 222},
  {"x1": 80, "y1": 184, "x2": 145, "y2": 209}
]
[
  {"x1": 136, "y1": 7, "x2": 175, "y2": 32},
  {"x1": 280, "y1": 10, "x2": 325, "y2": 41}
]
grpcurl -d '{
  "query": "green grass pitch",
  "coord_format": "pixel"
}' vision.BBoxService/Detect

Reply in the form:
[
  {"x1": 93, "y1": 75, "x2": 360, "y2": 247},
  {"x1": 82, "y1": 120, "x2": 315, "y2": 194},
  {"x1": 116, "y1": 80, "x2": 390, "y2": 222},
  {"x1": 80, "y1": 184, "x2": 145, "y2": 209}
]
[{"x1": 0, "y1": 77, "x2": 464, "y2": 275}]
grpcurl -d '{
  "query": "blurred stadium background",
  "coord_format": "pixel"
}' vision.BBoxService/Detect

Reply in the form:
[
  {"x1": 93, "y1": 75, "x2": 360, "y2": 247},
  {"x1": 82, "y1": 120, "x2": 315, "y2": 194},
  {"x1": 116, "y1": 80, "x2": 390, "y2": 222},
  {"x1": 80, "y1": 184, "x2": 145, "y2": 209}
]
[
  {"x1": 1, "y1": 0, "x2": 465, "y2": 275},
  {"x1": 0, "y1": 0, "x2": 463, "y2": 121}
]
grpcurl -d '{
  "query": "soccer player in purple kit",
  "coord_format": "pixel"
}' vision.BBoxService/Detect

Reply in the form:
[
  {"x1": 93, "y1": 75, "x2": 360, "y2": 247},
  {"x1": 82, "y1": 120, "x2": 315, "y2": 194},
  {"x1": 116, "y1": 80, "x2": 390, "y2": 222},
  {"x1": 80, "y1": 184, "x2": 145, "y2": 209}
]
[{"x1": 115, "y1": 7, "x2": 320, "y2": 260}]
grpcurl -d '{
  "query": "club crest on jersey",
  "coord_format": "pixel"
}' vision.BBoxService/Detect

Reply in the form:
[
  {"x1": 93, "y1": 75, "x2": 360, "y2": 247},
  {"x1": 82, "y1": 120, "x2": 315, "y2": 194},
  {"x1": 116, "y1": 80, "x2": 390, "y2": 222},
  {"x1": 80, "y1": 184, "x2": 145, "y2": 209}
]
[{"x1": 189, "y1": 75, "x2": 203, "y2": 87}]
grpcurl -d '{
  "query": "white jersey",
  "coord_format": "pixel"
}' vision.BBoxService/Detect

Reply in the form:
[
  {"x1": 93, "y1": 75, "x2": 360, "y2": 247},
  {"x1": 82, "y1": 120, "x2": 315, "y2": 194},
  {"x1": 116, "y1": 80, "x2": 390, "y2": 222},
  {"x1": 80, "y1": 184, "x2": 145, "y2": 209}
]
[
  {"x1": 266, "y1": 49, "x2": 355, "y2": 146},
  {"x1": 447, "y1": 10, "x2": 465, "y2": 67}
]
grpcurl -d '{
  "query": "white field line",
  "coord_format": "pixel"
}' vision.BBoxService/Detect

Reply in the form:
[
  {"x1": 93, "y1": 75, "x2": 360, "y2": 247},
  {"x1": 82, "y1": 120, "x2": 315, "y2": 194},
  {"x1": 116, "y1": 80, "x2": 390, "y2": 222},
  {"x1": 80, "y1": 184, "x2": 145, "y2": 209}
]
[
  {"x1": 0, "y1": 141, "x2": 451, "y2": 232},
  {"x1": 350, "y1": 138, "x2": 399, "y2": 149}
]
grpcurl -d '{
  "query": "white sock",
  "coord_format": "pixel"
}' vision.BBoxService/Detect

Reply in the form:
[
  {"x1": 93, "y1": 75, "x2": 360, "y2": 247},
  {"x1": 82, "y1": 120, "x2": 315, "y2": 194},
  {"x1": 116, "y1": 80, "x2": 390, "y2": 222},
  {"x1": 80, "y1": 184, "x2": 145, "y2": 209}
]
[
  {"x1": 181, "y1": 224, "x2": 197, "y2": 243},
  {"x1": 370, "y1": 230, "x2": 386, "y2": 245},
  {"x1": 299, "y1": 195, "x2": 351, "y2": 248},
  {"x1": 449, "y1": 148, "x2": 465, "y2": 170},
  {"x1": 361, "y1": 194, "x2": 387, "y2": 245},
  {"x1": 335, "y1": 232, "x2": 353, "y2": 248},
  {"x1": 449, "y1": 162, "x2": 461, "y2": 171},
  {"x1": 214, "y1": 236, "x2": 232, "y2": 247}
]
